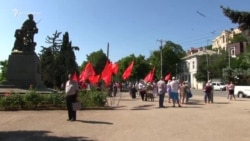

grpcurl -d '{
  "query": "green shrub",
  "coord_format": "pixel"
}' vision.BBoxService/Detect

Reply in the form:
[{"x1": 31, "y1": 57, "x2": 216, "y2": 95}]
[
  {"x1": 46, "y1": 93, "x2": 66, "y2": 106},
  {"x1": 78, "y1": 90, "x2": 107, "y2": 108},
  {"x1": 0, "y1": 89, "x2": 107, "y2": 110},
  {"x1": 1, "y1": 93, "x2": 25, "y2": 110},
  {"x1": 24, "y1": 89, "x2": 42, "y2": 108}
]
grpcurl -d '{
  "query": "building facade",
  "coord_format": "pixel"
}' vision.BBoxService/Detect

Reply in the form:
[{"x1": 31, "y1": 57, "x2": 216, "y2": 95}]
[
  {"x1": 181, "y1": 48, "x2": 217, "y2": 89},
  {"x1": 212, "y1": 28, "x2": 242, "y2": 51}
]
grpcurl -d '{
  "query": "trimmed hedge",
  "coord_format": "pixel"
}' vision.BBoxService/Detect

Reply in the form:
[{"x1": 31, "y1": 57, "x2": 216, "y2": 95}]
[{"x1": 0, "y1": 89, "x2": 108, "y2": 111}]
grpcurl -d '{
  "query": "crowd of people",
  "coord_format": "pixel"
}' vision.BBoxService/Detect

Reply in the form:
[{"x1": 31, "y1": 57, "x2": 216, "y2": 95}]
[
  {"x1": 127, "y1": 77, "x2": 236, "y2": 108},
  {"x1": 127, "y1": 76, "x2": 192, "y2": 108},
  {"x1": 64, "y1": 71, "x2": 236, "y2": 121}
]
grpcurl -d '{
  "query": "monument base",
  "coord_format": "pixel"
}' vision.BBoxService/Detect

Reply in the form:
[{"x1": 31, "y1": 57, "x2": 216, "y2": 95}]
[{"x1": 5, "y1": 52, "x2": 45, "y2": 89}]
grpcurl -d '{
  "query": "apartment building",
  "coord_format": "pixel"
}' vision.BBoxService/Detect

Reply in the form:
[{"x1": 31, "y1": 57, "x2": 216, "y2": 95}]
[{"x1": 212, "y1": 28, "x2": 241, "y2": 51}]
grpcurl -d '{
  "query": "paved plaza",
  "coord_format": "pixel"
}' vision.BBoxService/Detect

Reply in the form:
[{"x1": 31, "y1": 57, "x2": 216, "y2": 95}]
[{"x1": 0, "y1": 89, "x2": 250, "y2": 141}]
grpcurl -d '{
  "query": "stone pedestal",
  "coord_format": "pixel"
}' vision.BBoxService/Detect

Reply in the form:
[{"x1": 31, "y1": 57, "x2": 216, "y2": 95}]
[{"x1": 5, "y1": 52, "x2": 44, "y2": 89}]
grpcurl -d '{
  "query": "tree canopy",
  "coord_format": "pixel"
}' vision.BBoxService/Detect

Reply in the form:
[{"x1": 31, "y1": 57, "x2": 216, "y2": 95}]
[
  {"x1": 221, "y1": 6, "x2": 250, "y2": 30},
  {"x1": 39, "y1": 31, "x2": 79, "y2": 89}
]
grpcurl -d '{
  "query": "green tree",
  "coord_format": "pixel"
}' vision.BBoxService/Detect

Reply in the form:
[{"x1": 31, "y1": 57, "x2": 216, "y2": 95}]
[
  {"x1": 57, "y1": 32, "x2": 79, "y2": 87},
  {"x1": 221, "y1": 6, "x2": 250, "y2": 31},
  {"x1": 133, "y1": 55, "x2": 151, "y2": 81},
  {"x1": 148, "y1": 41, "x2": 185, "y2": 79},
  {"x1": 0, "y1": 60, "x2": 7, "y2": 82},
  {"x1": 39, "y1": 31, "x2": 62, "y2": 88},
  {"x1": 40, "y1": 47, "x2": 55, "y2": 87},
  {"x1": 40, "y1": 31, "x2": 79, "y2": 89},
  {"x1": 195, "y1": 55, "x2": 207, "y2": 82},
  {"x1": 84, "y1": 49, "x2": 108, "y2": 74}
]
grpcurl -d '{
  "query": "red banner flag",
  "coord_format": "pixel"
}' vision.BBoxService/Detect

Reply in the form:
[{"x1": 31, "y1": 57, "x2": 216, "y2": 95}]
[
  {"x1": 122, "y1": 61, "x2": 134, "y2": 80},
  {"x1": 79, "y1": 62, "x2": 96, "y2": 82},
  {"x1": 89, "y1": 74, "x2": 100, "y2": 84},
  {"x1": 165, "y1": 73, "x2": 171, "y2": 81},
  {"x1": 101, "y1": 61, "x2": 113, "y2": 85},
  {"x1": 111, "y1": 63, "x2": 119, "y2": 74},
  {"x1": 144, "y1": 67, "x2": 155, "y2": 82}
]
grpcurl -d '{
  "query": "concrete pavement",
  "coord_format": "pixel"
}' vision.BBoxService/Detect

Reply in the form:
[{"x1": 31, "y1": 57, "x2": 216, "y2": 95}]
[{"x1": 0, "y1": 90, "x2": 250, "y2": 141}]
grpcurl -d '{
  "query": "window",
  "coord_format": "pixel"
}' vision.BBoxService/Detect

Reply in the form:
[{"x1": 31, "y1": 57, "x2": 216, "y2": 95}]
[{"x1": 229, "y1": 47, "x2": 236, "y2": 57}]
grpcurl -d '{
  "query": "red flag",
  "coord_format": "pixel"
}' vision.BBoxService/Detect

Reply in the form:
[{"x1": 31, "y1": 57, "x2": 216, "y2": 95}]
[
  {"x1": 79, "y1": 62, "x2": 96, "y2": 82},
  {"x1": 89, "y1": 74, "x2": 100, "y2": 84},
  {"x1": 101, "y1": 61, "x2": 113, "y2": 85},
  {"x1": 72, "y1": 71, "x2": 79, "y2": 82},
  {"x1": 122, "y1": 61, "x2": 134, "y2": 80},
  {"x1": 165, "y1": 73, "x2": 171, "y2": 81},
  {"x1": 111, "y1": 63, "x2": 119, "y2": 74},
  {"x1": 144, "y1": 67, "x2": 155, "y2": 82}
]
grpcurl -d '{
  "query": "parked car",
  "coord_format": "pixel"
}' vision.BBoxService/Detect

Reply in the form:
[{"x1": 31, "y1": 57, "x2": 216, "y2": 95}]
[
  {"x1": 234, "y1": 85, "x2": 250, "y2": 98},
  {"x1": 212, "y1": 82, "x2": 226, "y2": 91}
]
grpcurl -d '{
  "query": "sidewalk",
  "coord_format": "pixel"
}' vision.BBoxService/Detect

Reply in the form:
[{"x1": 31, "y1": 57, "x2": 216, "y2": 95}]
[{"x1": 0, "y1": 91, "x2": 250, "y2": 141}]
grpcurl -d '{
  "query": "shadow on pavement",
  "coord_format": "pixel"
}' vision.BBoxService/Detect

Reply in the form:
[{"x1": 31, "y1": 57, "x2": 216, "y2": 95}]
[
  {"x1": 77, "y1": 120, "x2": 113, "y2": 125},
  {"x1": 186, "y1": 99, "x2": 204, "y2": 106},
  {"x1": 130, "y1": 104, "x2": 154, "y2": 110},
  {"x1": 119, "y1": 99, "x2": 138, "y2": 101},
  {"x1": 0, "y1": 130, "x2": 94, "y2": 141},
  {"x1": 213, "y1": 102, "x2": 230, "y2": 104}
]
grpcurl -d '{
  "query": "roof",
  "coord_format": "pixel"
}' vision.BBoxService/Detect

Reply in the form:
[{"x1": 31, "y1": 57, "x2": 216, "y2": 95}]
[{"x1": 182, "y1": 49, "x2": 217, "y2": 60}]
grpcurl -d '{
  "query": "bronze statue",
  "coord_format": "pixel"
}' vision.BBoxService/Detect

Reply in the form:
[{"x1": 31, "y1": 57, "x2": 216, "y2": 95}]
[{"x1": 12, "y1": 14, "x2": 38, "y2": 52}]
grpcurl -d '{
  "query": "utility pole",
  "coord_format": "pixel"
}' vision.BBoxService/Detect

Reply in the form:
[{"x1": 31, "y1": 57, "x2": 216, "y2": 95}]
[
  {"x1": 206, "y1": 40, "x2": 210, "y2": 81},
  {"x1": 157, "y1": 39, "x2": 165, "y2": 78},
  {"x1": 107, "y1": 42, "x2": 109, "y2": 60},
  {"x1": 228, "y1": 47, "x2": 232, "y2": 69}
]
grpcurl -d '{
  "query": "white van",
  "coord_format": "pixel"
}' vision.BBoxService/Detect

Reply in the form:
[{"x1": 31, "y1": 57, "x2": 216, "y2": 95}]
[{"x1": 212, "y1": 82, "x2": 226, "y2": 91}]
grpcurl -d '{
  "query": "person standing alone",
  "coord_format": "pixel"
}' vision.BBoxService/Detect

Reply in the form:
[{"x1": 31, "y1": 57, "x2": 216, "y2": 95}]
[
  {"x1": 157, "y1": 77, "x2": 166, "y2": 108},
  {"x1": 65, "y1": 73, "x2": 79, "y2": 121}
]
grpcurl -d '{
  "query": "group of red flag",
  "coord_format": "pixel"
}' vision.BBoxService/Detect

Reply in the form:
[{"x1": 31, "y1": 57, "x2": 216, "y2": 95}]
[
  {"x1": 73, "y1": 61, "x2": 134, "y2": 86},
  {"x1": 73, "y1": 60, "x2": 172, "y2": 85},
  {"x1": 143, "y1": 67, "x2": 172, "y2": 82}
]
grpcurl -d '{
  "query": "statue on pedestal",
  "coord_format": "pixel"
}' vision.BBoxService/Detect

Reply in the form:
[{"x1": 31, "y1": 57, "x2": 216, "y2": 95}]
[{"x1": 12, "y1": 14, "x2": 38, "y2": 53}]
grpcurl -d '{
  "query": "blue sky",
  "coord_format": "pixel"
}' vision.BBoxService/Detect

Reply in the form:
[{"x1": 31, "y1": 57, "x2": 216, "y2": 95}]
[{"x1": 0, "y1": 0, "x2": 249, "y2": 65}]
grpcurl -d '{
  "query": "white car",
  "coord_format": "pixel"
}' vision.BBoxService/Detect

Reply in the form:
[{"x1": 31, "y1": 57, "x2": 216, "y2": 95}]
[
  {"x1": 212, "y1": 82, "x2": 226, "y2": 91},
  {"x1": 234, "y1": 85, "x2": 250, "y2": 98}
]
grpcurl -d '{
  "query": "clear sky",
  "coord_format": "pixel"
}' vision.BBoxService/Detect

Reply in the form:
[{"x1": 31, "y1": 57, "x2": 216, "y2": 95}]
[{"x1": 0, "y1": 0, "x2": 249, "y2": 65}]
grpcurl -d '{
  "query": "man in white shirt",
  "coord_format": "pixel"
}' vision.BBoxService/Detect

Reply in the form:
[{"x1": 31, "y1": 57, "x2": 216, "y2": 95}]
[
  {"x1": 65, "y1": 73, "x2": 79, "y2": 121},
  {"x1": 169, "y1": 77, "x2": 181, "y2": 107}
]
